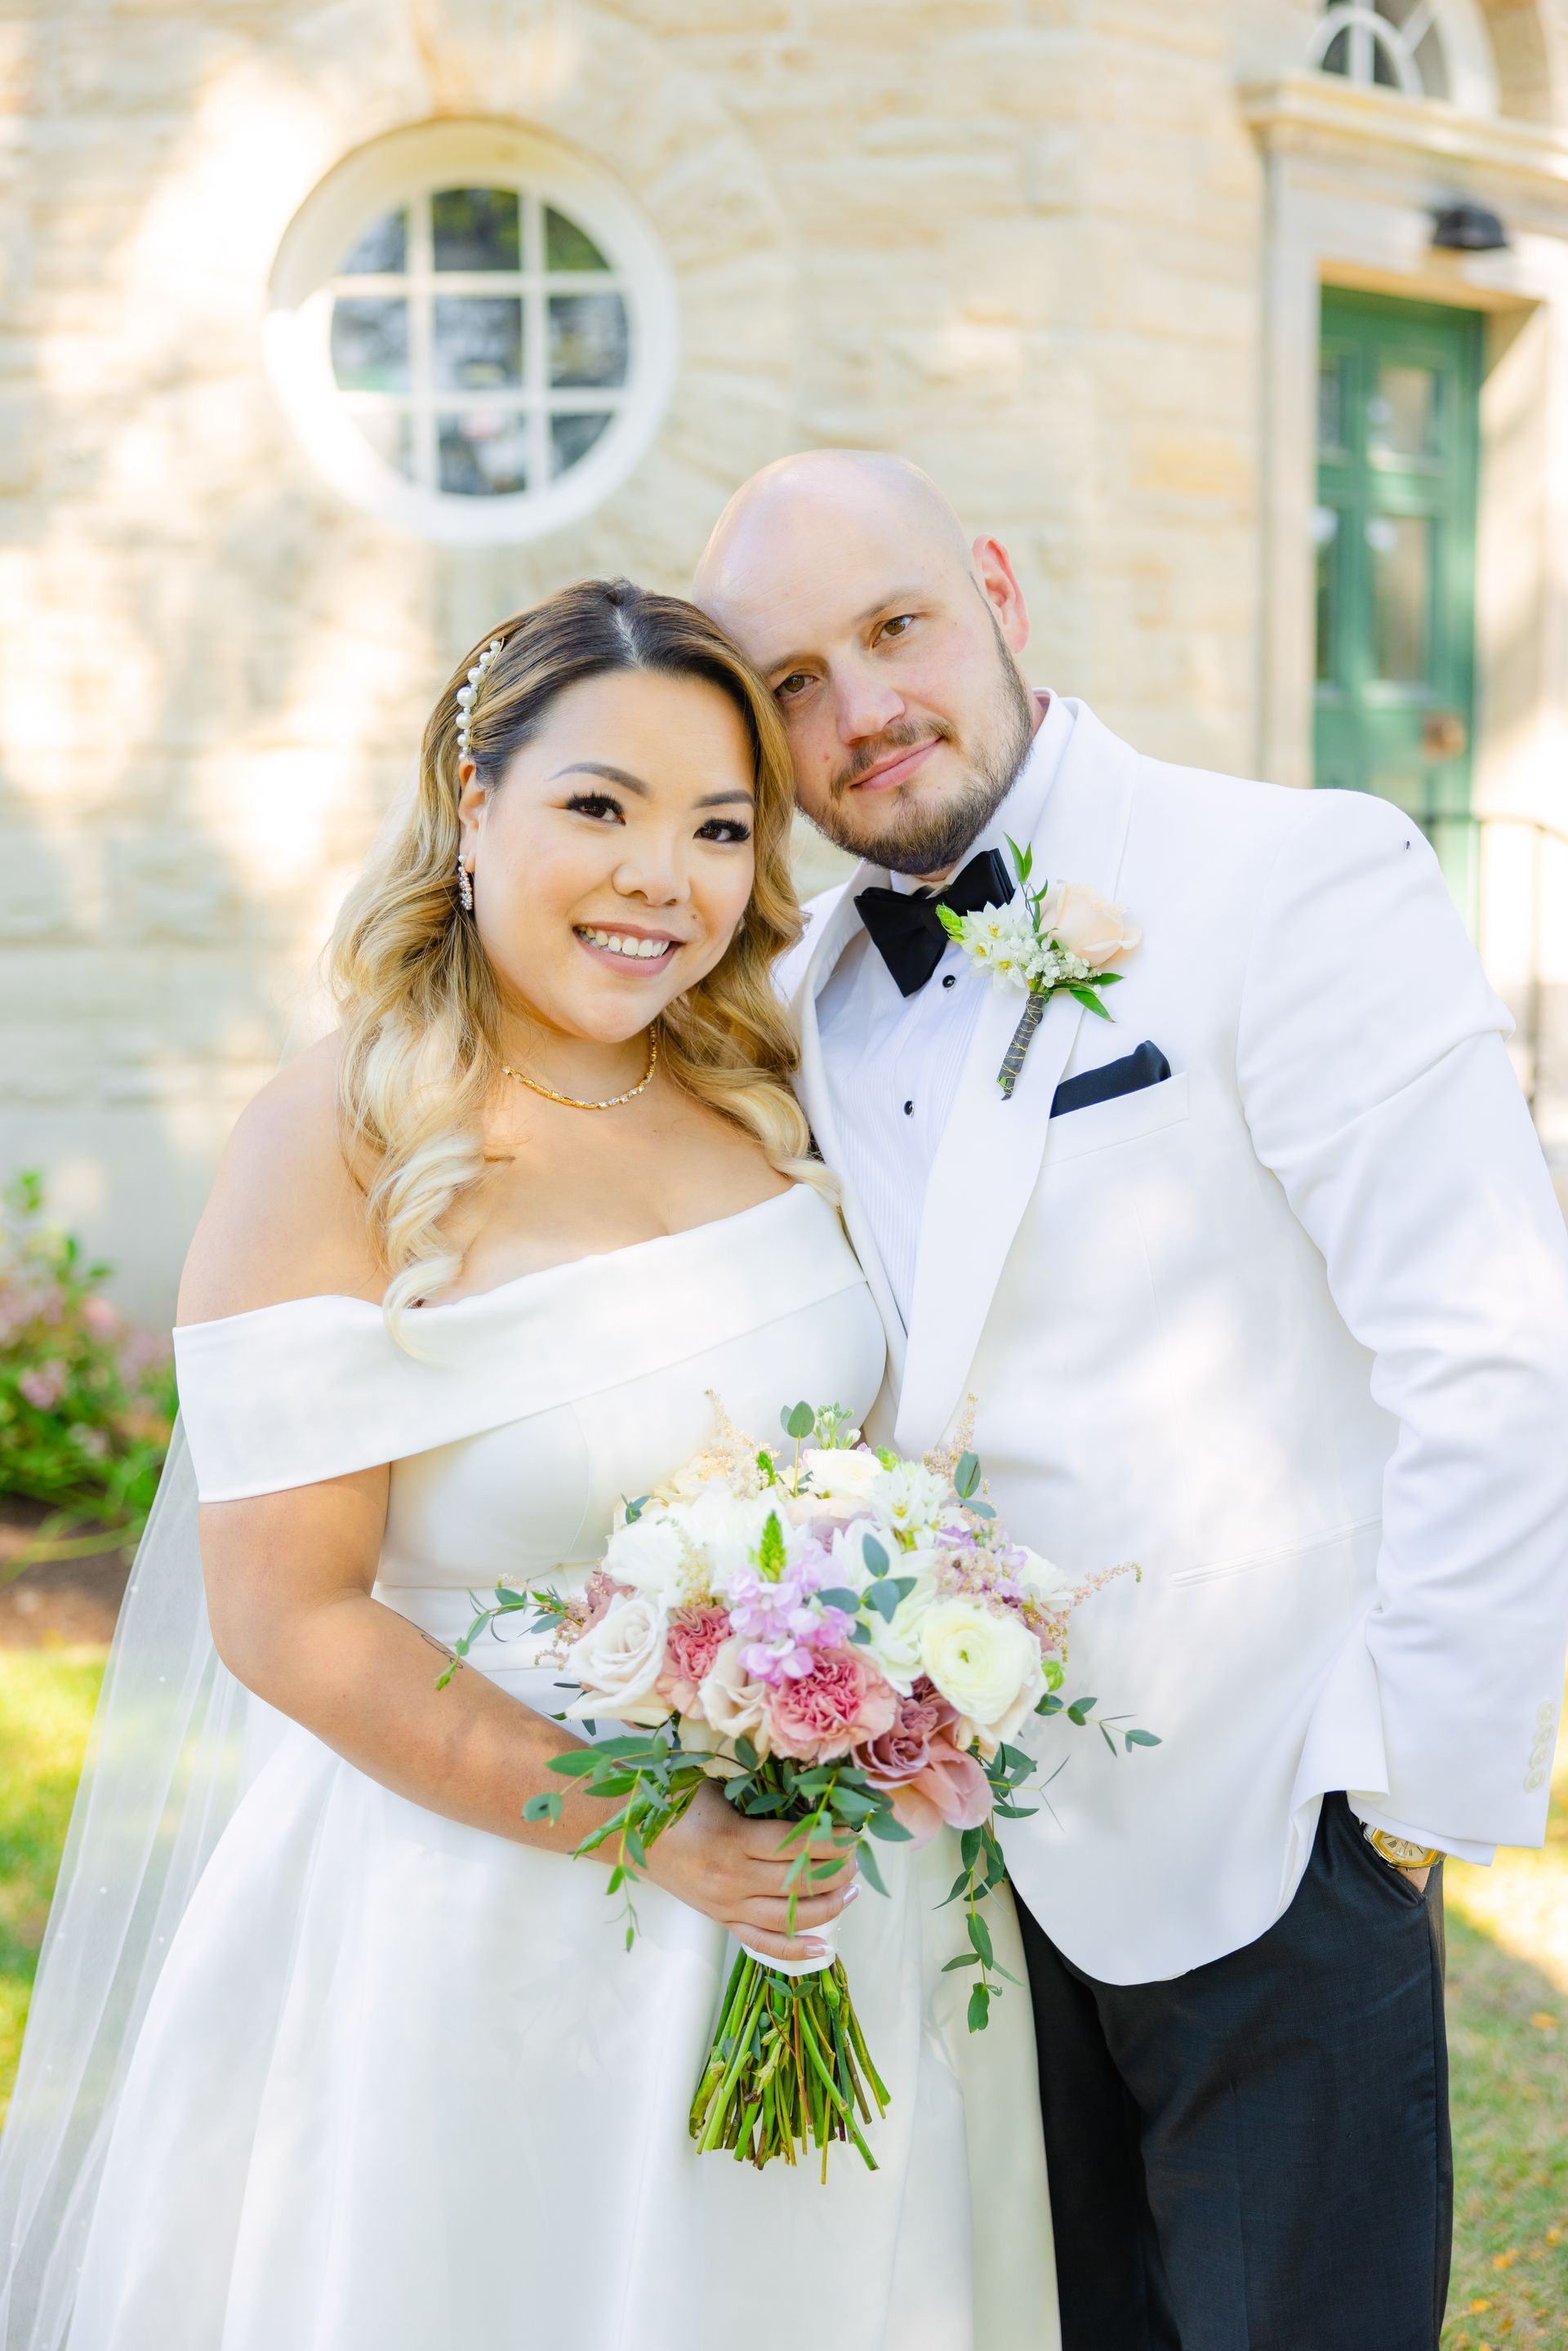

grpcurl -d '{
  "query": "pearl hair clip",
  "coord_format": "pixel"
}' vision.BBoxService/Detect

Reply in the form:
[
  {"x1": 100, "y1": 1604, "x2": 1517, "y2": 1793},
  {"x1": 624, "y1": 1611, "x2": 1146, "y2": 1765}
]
[{"x1": 454, "y1": 637, "x2": 505, "y2": 761}]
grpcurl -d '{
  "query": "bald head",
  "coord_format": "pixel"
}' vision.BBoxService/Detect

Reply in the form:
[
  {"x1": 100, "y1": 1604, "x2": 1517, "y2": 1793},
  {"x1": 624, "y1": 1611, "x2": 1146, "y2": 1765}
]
[
  {"x1": 695, "y1": 450, "x2": 975, "y2": 609},
  {"x1": 694, "y1": 450, "x2": 1039, "y2": 878}
]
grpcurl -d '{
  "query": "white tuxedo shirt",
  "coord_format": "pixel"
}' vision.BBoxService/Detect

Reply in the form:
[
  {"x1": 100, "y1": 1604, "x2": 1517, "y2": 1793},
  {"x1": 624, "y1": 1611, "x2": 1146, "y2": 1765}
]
[
  {"x1": 789, "y1": 702, "x2": 1568, "y2": 1983},
  {"x1": 816, "y1": 691, "x2": 1076, "y2": 1323}
]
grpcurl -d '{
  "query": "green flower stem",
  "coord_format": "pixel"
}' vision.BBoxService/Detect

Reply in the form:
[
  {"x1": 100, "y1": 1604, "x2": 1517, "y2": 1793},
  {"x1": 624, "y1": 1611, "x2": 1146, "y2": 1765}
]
[{"x1": 688, "y1": 1956, "x2": 885, "y2": 2175}]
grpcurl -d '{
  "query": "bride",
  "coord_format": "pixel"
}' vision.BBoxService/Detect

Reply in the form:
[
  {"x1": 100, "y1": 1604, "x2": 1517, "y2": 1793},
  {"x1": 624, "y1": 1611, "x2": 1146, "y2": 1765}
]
[{"x1": 0, "y1": 580, "x2": 1052, "y2": 2350}]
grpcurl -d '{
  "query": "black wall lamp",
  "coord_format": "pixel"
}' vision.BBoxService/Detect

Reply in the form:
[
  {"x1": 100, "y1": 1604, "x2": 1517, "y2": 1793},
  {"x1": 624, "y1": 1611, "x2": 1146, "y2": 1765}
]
[{"x1": 1431, "y1": 201, "x2": 1510, "y2": 252}]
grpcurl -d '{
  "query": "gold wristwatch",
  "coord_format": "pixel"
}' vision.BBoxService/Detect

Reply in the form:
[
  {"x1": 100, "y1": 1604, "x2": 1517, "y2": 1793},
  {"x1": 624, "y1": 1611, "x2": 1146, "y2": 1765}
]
[{"x1": 1363, "y1": 1825, "x2": 1441, "y2": 1872}]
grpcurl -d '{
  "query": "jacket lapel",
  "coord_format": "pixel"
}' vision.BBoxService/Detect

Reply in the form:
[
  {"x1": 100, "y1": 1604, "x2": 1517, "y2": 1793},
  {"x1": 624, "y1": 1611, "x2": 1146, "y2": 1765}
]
[
  {"x1": 791, "y1": 879, "x2": 909, "y2": 1390},
  {"x1": 893, "y1": 708, "x2": 1138, "y2": 1456}
]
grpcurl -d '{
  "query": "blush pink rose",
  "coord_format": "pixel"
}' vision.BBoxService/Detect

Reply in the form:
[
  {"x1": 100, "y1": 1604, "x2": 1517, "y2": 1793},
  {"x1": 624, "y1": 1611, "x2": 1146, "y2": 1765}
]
[
  {"x1": 766, "y1": 1645, "x2": 898, "y2": 1762},
  {"x1": 884, "y1": 1727, "x2": 993, "y2": 1846},
  {"x1": 657, "y1": 1603, "x2": 732, "y2": 1713},
  {"x1": 1036, "y1": 880, "x2": 1141, "y2": 967},
  {"x1": 855, "y1": 1684, "x2": 959, "y2": 1787}
]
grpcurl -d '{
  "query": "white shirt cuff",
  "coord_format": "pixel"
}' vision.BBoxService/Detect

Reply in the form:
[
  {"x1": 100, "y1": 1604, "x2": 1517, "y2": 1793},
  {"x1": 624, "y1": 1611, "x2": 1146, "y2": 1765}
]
[{"x1": 1348, "y1": 1798, "x2": 1494, "y2": 1868}]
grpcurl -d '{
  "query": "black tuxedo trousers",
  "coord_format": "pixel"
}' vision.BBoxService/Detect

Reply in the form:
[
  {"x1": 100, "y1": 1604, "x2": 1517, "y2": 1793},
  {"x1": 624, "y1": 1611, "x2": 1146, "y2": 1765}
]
[{"x1": 1016, "y1": 1795, "x2": 1451, "y2": 2350}]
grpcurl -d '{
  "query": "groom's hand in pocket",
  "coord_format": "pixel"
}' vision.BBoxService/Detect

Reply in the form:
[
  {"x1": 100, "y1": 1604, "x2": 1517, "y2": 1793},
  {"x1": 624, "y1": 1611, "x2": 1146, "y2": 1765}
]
[{"x1": 646, "y1": 1783, "x2": 859, "y2": 1962}]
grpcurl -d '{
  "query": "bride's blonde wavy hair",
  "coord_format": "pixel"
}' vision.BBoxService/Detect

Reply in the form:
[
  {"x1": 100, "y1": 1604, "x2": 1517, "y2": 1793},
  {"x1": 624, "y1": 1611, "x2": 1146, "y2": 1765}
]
[{"x1": 328, "y1": 577, "x2": 826, "y2": 1331}]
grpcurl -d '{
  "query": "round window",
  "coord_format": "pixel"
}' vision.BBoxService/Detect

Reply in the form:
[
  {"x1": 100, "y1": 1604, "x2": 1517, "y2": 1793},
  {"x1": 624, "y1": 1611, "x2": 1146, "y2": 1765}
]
[{"x1": 267, "y1": 123, "x2": 677, "y2": 544}]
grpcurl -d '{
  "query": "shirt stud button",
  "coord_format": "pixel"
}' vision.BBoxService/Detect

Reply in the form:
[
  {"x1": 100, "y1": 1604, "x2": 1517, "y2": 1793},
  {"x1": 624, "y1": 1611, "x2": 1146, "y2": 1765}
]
[
  {"x1": 903, "y1": 1100, "x2": 915, "y2": 1116},
  {"x1": 942, "y1": 973, "x2": 957, "y2": 989}
]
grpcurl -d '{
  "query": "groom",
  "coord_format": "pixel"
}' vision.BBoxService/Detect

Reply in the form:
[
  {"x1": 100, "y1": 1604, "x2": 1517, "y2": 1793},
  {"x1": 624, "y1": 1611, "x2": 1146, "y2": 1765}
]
[{"x1": 696, "y1": 452, "x2": 1568, "y2": 2349}]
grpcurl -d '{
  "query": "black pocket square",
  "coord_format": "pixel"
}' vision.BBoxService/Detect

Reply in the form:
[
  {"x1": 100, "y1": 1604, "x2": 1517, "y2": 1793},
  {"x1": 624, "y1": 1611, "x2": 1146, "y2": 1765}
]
[{"x1": 1051, "y1": 1040, "x2": 1172, "y2": 1120}]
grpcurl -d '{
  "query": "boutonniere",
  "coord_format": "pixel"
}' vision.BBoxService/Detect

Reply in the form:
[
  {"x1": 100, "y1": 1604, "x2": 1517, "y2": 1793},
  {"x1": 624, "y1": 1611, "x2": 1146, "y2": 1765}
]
[{"x1": 938, "y1": 838, "x2": 1141, "y2": 1099}]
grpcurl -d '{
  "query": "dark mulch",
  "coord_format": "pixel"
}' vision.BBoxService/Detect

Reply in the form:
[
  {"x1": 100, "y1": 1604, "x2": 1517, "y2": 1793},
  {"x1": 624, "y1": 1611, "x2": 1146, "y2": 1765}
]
[{"x1": 0, "y1": 1499, "x2": 131, "y2": 1649}]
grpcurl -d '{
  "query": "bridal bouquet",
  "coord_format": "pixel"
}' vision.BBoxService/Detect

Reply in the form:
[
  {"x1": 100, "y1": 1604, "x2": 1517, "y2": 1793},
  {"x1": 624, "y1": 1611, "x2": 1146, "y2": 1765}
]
[{"x1": 441, "y1": 1401, "x2": 1152, "y2": 2177}]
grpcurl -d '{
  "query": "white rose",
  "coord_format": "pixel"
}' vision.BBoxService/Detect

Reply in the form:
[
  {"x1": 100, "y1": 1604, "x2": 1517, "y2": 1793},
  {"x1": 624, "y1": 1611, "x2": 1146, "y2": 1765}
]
[
  {"x1": 602, "y1": 1511, "x2": 688, "y2": 1605},
  {"x1": 1015, "y1": 1547, "x2": 1076, "y2": 1611},
  {"x1": 694, "y1": 1637, "x2": 773, "y2": 1757},
  {"x1": 920, "y1": 1597, "x2": 1045, "y2": 1744},
  {"x1": 870, "y1": 1460, "x2": 951, "y2": 1542},
  {"x1": 792, "y1": 1446, "x2": 884, "y2": 1525},
  {"x1": 564, "y1": 1594, "x2": 672, "y2": 1726}
]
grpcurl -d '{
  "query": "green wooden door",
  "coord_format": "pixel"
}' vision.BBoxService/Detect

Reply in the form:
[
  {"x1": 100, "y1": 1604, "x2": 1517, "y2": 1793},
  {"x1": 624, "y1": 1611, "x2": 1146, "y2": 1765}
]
[{"x1": 1314, "y1": 287, "x2": 1481, "y2": 915}]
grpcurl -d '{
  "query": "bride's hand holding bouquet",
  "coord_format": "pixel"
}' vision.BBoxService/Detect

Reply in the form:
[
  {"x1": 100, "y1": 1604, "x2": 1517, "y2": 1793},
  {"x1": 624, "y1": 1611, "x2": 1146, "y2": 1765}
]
[{"x1": 442, "y1": 1400, "x2": 1153, "y2": 2176}]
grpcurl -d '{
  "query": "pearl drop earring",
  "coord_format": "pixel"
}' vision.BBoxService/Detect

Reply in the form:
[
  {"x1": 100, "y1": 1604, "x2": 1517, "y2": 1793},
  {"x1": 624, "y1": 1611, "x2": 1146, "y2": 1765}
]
[{"x1": 457, "y1": 857, "x2": 473, "y2": 914}]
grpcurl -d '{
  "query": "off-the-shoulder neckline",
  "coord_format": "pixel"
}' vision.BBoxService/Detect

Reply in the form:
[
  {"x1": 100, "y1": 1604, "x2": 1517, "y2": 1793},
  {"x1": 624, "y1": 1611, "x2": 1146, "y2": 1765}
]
[{"x1": 174, "y1": 1183, "x2": 821, "y2": 1338}]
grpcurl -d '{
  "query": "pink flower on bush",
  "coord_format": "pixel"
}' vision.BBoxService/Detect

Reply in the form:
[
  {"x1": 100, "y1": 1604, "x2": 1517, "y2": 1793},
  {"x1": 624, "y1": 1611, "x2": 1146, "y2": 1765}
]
[
  {"x1": 83, "y1": 1295, "x2": 119, "y2": 1338},
  {"x1": 658, "y1": 1603, "x2": 732, "y2": 1713},
  {"x1": 18, "y1": 1362, "x2": 65, "y2": 1412},
  {"x1": 767, "y1": 1645, "x2": 897, "y2": 1761}
]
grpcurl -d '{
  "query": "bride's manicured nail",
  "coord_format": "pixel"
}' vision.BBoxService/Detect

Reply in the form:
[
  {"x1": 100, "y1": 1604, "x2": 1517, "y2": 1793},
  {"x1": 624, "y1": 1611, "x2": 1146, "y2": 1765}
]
[{"x1": 844, "y1": 1881, "x2": 862, "y2": 1904}]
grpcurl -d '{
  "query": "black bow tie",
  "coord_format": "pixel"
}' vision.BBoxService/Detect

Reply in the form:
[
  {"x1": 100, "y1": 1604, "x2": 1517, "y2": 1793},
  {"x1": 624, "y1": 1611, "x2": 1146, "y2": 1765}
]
[{"x1": 854, "y1": 847, "x2": 1015, "y2": 999}]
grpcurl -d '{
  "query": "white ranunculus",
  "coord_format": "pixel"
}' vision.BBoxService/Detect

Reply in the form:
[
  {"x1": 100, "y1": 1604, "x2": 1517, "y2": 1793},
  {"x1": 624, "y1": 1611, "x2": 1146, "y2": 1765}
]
[
  {"x1": 1015, "y1": 1547, "x2": 1076, "y2": 1611},
  {"x1": 564, "y1": 1595, "x2": 672, "y2": 1726},
  {"x1": 920, "y1": 1597, "x2": 1045, "y2": 1743},
  {"x1": 695, "y1": 1637, "x2": 773, "y2": 1757},
  {"x1": 602, "y1": 1511, "x2": 688, "y2": 1605},
  {"x1": 870, "y1": 1460, "x2": 952, "y2": 1542}
]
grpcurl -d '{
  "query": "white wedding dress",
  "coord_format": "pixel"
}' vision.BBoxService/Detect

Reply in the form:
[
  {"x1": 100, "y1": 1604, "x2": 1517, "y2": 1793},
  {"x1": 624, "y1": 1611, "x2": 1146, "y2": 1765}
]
[{"x1": 64, "y1": 1187, "x2": 1056, "y2": 2351}]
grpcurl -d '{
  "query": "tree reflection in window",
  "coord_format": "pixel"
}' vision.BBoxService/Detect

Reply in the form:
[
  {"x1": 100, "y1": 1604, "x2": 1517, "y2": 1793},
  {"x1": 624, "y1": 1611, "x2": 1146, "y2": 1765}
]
[{"x1": 327, "y1": 185, "x2": 630, "y2": 503}]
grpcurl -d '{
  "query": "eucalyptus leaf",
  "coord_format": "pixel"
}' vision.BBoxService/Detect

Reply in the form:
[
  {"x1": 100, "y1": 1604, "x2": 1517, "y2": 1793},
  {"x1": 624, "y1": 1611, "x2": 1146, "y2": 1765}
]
[
  {"x1": 955, "y1": 1450, "x2": 981, "y2": 1499},
  {"x1": 522, "y1": 1792, "x2": 564, "y2": 1824},
  {"x1": 942, "y1": 1952, "x2": 982, "y2": 1971},
  {"x1": 857, "y1": 1840, "x2": 889, "y2": 1899},
  {"x1": 782, "y1": 1401, "x2": 815, "y2": 1440},
  {"x1": 815, "y1": 1587, "x2": 862, "y2": 1615},
  {"x1": 866, "y1": 1811, "x2": 913, "y2": 1843},
  {"x1": 1067, "y1": 1696, "x2": 1097, "y2": 1725},
  {"x1": 1125, "y1": 1728, "x2": 1162, "y2": 1748},
  {"x1": 967, "y1": 1983, "x2": 991, "y2": 2034},
  {"x1": 860, "y1": 1534, "x2": 889, "y2": 1578}
]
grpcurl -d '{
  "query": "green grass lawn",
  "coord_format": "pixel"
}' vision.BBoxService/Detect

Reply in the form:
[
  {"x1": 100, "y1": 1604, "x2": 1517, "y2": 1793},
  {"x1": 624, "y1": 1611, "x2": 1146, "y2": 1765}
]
[
  {"x1": 1, "y1": 1645, "x2": 1565, "y2": 2344},
  {"x1": 0, "y1": 1648, "x2": 104, "y2": 2128}
]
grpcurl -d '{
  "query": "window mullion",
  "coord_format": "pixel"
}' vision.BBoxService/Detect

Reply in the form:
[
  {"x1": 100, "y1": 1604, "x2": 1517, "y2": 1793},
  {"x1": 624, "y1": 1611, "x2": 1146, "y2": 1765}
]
[
  {"x1": 526, "y1": 190, "x2": 550, "y2": 492},
  {"x1": 408, "y1": 193, "x2": 436, "y2": 492}
]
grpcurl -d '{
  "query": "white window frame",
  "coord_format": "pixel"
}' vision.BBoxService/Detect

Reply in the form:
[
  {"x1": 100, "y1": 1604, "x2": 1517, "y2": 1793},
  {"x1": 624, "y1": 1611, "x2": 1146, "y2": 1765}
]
[
  {"x1": 1309, "y1": 0, "x2": 1499, "y2": 116},
  {"x1": 265, "y1": 120, "x2": 678, "y2": 545}
]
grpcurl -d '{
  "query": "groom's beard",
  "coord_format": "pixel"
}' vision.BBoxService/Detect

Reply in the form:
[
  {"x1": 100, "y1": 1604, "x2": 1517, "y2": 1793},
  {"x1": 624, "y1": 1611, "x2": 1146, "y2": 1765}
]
[{"x1": 806, "y1": 623, "x2": 1038, "y2": 878}]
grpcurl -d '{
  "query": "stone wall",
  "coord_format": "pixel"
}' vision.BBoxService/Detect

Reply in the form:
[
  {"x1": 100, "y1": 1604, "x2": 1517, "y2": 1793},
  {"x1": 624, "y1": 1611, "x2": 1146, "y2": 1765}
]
[{"x1": 0, "y1": 0, "x2": 1561, "y2": 1312}]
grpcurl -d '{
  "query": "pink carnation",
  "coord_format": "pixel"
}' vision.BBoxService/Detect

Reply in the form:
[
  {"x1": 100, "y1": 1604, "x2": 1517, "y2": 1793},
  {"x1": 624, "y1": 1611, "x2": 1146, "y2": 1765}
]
[
  {"x1": 766, "y1": 1645, "x2": 898, "y2": 1762},
  {"x1": 658, "y1": 1603, "x2": 732, "y2": 1713}
]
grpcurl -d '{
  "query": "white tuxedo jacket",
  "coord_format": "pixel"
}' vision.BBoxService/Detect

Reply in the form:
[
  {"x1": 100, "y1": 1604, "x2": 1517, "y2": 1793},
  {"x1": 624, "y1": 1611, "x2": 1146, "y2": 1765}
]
[{"x1": 791, "y1": 704, "x2": 1568, "y2": 1984}]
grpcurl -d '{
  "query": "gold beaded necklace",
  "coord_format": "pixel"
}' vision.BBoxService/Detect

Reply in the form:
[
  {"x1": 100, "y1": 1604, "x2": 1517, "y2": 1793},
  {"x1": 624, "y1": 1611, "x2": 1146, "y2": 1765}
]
[{"x1": 499, "y1": 1029, "x2": 659, "y2": 1112}]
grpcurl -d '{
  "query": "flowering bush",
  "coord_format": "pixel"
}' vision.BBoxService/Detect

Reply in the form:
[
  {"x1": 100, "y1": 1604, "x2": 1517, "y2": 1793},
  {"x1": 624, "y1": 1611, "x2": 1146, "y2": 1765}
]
[{"x1": 0, "y1": 1173, "x2": 176, "y2": 1549}]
